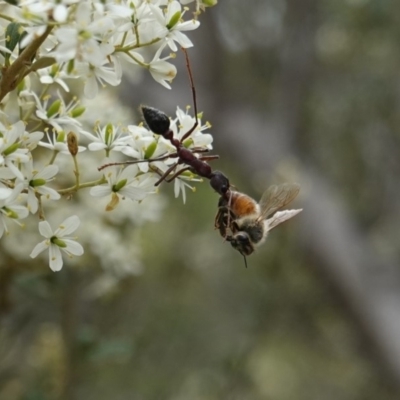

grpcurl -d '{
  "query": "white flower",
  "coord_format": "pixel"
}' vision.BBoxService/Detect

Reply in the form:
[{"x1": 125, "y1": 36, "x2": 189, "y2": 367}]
[
  {"x1": 150, "y1": 1, "x2": 200, "y2": 51},
  {"x1": 81, "y1": 123, "x2": 128, "y2": 153},
  {"x1": 171, "y1": 106, "x2": 213, "y2": 148},
  {"x1": 20, "y1": 130, "x2": 44, "y2": 151},
  {"x1": 75, "y1": 55, "x2": 121, "y2": 99},
  {"x1": 22, "y1": 91, "x2": 83, "y2": 133},
  {"x1": 30, "y1": 215, "x2": 84, "y2": 272},
  {"x1": 37, "y1": 65, "x2": 73, "y2": 92},
  {"x1": 51, "y1": 2, "x2": 114, "y2": 65},
  {"x1": 0, "y1": 184, "x2": 29, "y2": 238},
  {"x1": 91, "y1": 163, "x2": 158, "y2": 210},
  {"x1": 18, "y1": 160, "x2": 60, "y2": 214},
  {"x1": 123, "y1": 125, "x2": 160, "y2": 173},
  {"x1": 148, "y1": 47, "x2": 177, "y2": 89},
  {"x1": 0, "y1": 121, "x2": 30, "y2": 180}
]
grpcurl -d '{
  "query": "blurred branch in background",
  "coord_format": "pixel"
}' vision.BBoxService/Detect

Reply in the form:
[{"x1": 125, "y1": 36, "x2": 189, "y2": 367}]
[
  {"x1": 200, "y1": 0, "x2": 400, "y2": 390},
  {"x1": 2, "y1": 0, "x2": 400, "y2": 399}
]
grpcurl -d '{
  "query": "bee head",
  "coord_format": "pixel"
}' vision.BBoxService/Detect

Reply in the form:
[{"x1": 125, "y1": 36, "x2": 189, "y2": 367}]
[{"x1": 228, "y1": 231, "x2": 255, "y2": 256}]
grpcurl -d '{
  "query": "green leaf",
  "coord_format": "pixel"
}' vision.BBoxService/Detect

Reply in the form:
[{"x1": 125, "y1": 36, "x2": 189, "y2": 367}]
[
  {"x1": 5, "y1": 22, "x2": 25, "y2": 54},
  {"x1": 3, "y1": 0, "x2": 19, "y2": 6},
  {"x1": 30, "y1": 57, "x2": 56, "y2": 72}
]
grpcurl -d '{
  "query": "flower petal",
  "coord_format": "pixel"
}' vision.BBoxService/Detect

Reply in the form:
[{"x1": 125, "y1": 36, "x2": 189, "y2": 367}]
[
  {"x1": 90, "y1": 185, "x2": 112, "y2": 197},
  {"x1": 30, "y1": 240, "x2": 48, "y2": 258},
  {"x1": 55, "y1": 215, "x2": 80, "y2": 237},
  {"x1": 49, "y1": 245, "x2": 63, "y2": 272},
  {"x1": 38, "y1": 220, "x2": 53, "y2": 238},
  {"x1": 63, "y1": 239, "x2": 84, "y2": 256},
  {"x1": 36, "y1": 165, "x2": 59, "y2": 180}
]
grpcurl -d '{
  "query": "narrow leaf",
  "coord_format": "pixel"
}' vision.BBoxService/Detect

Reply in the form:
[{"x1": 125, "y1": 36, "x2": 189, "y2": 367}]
[{"x1": 31, "y1": 57, "x2": 56, "y2": 72}]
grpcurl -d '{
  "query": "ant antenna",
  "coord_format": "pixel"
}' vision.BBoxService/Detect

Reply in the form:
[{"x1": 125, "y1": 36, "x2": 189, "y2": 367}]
[
  {"x1": 243, "y1": 254, "x2": 248, "y2": 269},
  {"x1": 181, "y1": 47, "x2": 198, "y2": 123}
]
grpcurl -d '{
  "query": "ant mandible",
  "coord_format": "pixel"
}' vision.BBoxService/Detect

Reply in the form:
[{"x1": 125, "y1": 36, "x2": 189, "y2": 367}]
[{"x1": 98, "y1": 48, "x2": 230, "y2": 198}]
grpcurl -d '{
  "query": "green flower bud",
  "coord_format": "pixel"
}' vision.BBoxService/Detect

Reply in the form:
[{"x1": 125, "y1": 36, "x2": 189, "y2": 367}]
[
  {"x1": 67, "y1": 59, "x2": 74, "y2": 74},
  {"x1": 51, "y1": 237, "x2": 67, "y2": 248},
  {"x1": 105, "y1": 123, "x2": 114, "y2": 145},
  {"x1": 50, "y1": 64, "x2": 59, "y2": 77},
  {"x1": 80, "y1": 31, "x2": 92, "y2": 40},
  {"x1": 144, "y1": 141, "x2": 157, "y2": 159},
  {"x1": 70, "y1": 106, "x2": 85, "y2": 118},
  {"x1": 3, "y1": 143, "x2": 19, "y2": 156},
  {"x1": 167, "y1": 11, "x2": 181, "y2": 30},
  {"x1": 113, "y1": 179, "x2": 127, "y2": 192},
  {"x1": 30, "y1": 178, "x2": 46, "y2": 187},
  {"x1": 47, "y1": 99, "x2": 61, "y2": 118},
  {"x1": 202, "y1": 0, "x2": 218, "y2": 6},
  {"x1": 56, "y1": 131, "x2": 66, "y2": 142},
  {"x1": 3, "y1": 207, "x2": 18, "y2": 219},
  {"x1": 183, "y1": 138, "x2": 194, "y2": 148}
]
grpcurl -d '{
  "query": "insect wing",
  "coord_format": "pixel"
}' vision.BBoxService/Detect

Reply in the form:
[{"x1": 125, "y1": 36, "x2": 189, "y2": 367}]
[
  {"x1": 257, "y1": 183, "x2": 300, "y2": 221},
  {"x1": 265, "y1": 209, "x2": 303, "y2": 231}
]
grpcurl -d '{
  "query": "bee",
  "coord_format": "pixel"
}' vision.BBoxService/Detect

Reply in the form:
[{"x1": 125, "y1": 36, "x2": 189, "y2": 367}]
[{"x1": 215, "y1": 183, "x2": 302, "y2": 266}]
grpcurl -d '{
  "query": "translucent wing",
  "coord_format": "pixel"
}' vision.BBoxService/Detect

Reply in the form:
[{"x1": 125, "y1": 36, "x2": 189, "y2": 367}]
[{"x1": 257, "y1": 183, "x2": 300, "y2": 221}]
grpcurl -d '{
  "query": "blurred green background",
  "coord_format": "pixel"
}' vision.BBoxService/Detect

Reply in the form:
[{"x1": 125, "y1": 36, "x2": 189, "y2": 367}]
[{"x1": 2, "y1": 0, "x2": 400, "y2": 399}]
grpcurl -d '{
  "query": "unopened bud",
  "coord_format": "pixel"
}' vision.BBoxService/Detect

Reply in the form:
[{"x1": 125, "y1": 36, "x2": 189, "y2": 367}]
[
  {"x1": 67, "y1": 132, "x2": 78, "y2": 156},
  {"x1": 183, "y1": 138, "x2": 194, "y2": 148},
  {"x1": 202, "y1": 0, "x2": 218, "y2": 6},
  {"x1": 3, "y1": 206, "x2": 18, "y2": 219},
  {"x1": 144, "y1": 140, "x2": 157, "y2": 159},
  {"x1": 56, "y1": 131, "x2": 65, "y2": 142},
  {"x1": 30, "y1": 178, "x2": 46, "y2": 187},
  {"x1": 51, "y1": 237, "x2": 67, "y2": 248},
  {"x1": 167, "y1": 11, "x2": 181, "y2": 30},
  {"x1": 67, "y1": 59, "x2": 74, "y2": 74},
  {"x1": 47, "y1": 99, "x2": 61, "y2": 118},
  {"x1": 3, "y1": 142, "x2": 19, "y2": 156},
  {"x1": 112, "y1": 179, "x2": 127, "y2": 192},
  {"x1": 70, "y1": 105, "x2": 85, "y2": 118},
  {"x1": 105, "y1": 123, "x2": 114, "y2": 145}
]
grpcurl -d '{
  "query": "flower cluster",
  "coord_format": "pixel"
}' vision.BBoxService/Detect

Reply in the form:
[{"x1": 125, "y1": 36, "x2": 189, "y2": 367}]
[{"x1": 0, "y1": 0, "x2": 217, "y2": 272}]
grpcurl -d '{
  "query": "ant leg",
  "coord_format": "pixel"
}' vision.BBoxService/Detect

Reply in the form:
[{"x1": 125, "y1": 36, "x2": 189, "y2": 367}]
[
  {"x1": 163, "y1": 155, "x2": 219, "y2": 182},
  {"x1": 179, "y1": 48, "x2": 199, "y2": 143},
  {"x1": 198, "y1": 155, "x2": 219, "y2": 162},
  {"x1": 164, "y1": 166, "x2": 192, "y2": 183},
  {"x1": 190, "y1": 147, "x2": 210, "y2": 154},
  {"x1": 98, "y1": 152, "x2": 178, "y2": 171},
  {"x1": 154, "y1": 162, "x2": 179, "y2": 186}
]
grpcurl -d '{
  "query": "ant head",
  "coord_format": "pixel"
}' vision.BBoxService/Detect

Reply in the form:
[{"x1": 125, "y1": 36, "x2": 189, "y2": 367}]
[
  {"x1": 210, "y1": 171, "x2": 230, "y2": 196},
  {"x1": 141, "y1": 106, "x2": 170, "y2": 136}
]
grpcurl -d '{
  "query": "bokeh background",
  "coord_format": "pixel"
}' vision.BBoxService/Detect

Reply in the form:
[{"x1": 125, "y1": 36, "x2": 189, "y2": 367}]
[{"x1": 2, "y1": 0, "x2": 400, "y2": 399}]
